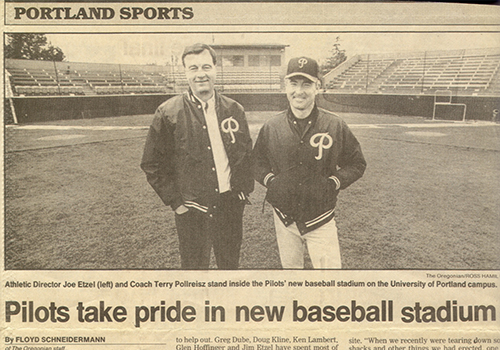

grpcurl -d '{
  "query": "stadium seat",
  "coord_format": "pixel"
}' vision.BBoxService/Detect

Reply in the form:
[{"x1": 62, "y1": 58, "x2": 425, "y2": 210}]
[{"x1": 325, "y1": 49, "x2": 500, "y2": 96}]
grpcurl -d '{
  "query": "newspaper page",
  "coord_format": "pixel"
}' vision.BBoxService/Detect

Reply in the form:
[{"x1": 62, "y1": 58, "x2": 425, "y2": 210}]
[{"x1": 1, "y1": 1, "x2": 499, "y2": 350}]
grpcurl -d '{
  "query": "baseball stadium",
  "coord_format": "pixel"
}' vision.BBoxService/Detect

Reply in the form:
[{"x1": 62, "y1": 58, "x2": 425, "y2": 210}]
[{"x1": 4, "y1": 34, "x2": 500, "y2": 270}]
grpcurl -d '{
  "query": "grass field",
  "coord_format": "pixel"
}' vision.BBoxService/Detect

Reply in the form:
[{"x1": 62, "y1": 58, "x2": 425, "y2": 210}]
[{"x1": 4, "y1": 111, "x2": 500, "y2": 270}]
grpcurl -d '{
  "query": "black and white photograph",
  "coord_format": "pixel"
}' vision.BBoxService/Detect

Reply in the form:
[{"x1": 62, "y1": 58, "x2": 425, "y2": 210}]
[{"x1": 4, "y1": 17, "x2": 500, "y2": 271}]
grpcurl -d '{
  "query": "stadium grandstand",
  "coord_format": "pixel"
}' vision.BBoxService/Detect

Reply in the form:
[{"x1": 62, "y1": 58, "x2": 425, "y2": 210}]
[
  {"x1": 5, "y1": 44, "x2": 287, "y2": 97},
  {"x1": 324, "y1": 47, "x2": 500, "y2": 96},
  {"x1": 6, "y1": 59, "x2": 175, "y2": 97},
  {"x1": 4, "y1": 46, "x2": 499, "y2": 124}
]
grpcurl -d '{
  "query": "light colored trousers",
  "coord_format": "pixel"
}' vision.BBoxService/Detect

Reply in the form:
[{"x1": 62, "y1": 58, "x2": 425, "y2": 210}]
[{"x1": 273, "y1": 211, "x2": 342, "y2": 269}]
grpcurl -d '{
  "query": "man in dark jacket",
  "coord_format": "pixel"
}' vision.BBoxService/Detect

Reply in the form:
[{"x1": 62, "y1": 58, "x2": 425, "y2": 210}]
[
  {"x1": 252, "y1": 56, "x2": 366, "y2": 269},
  {"x1": 141, "y1": 43, "x2": 254, "y2": 269}
]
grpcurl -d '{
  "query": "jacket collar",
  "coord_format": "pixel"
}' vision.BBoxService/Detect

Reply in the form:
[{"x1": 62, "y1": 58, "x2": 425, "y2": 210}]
[
  {"x1": 287, "y1": 104, "x2": 319, "y2": 123},
  {"x1": 187, "y1": 89, "x2": 217, "y2": 107},
  {"x1": 287, "y1": 104, "x2": 319, "y2": 139}
]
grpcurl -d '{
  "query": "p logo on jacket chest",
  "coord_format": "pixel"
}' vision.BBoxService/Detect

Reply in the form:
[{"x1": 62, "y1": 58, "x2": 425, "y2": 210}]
[
  {"x1": 310, "y1": 133, "x2": 333, "y2": 160},
  {"x1": 221, "y1": 117, "x2": 239, "y2": 144}
]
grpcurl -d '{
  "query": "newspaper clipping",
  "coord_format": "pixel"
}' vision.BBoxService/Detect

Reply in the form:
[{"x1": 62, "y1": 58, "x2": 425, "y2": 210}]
[{"x1": 2, "y1": 1, "x2": 499, "y2": 349}]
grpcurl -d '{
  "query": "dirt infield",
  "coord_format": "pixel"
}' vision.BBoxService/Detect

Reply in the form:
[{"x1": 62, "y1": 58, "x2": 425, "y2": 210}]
[{"x1": 4, "y1": 112, "x2": 500, "y2": 269}]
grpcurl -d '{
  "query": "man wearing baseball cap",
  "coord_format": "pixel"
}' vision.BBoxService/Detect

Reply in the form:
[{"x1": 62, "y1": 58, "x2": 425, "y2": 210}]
[{"x1": 252, "y1": 56, "x2": 366, "y2": 269}]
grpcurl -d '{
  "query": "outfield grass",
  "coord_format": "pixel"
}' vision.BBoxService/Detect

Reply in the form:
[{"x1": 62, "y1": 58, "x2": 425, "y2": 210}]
[{"x1": 4, "y1": 112, "x2": 500, "y2": 269}]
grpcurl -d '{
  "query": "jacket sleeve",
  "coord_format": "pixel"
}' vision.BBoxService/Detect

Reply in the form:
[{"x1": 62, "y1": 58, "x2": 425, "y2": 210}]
[
  {"x1": 251, "y1": 123, "x2": 275, "y2": 187},
  {"x1": 237, "y1": 110, "x2": 255, "y2": 196},
  {"x1": 140, "y1": 108, "x2": 183, "y2": 211},
  {"x1": 335, "y1": 121, "x2": 367, "y2": 190}
]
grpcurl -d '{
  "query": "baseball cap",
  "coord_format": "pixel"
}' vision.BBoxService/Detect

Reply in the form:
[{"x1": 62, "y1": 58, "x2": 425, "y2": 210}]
[{"x1": 285, "y1": 57, "x2": 320, "y2": 82}]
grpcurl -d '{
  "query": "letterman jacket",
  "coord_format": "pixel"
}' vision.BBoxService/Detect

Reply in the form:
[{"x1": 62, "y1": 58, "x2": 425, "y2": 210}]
[
  {"x1": 141, "y1": 90, "x2": 254, "y2": 215},
  {"x1": 252, "y1": 105, "x2": 366, "y2": 234}
]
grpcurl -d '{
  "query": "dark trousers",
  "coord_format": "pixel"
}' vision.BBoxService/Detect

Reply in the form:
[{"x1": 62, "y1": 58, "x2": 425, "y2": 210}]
[{"x1": 174, "y1": 193, "x2": 245, "y2": 269}]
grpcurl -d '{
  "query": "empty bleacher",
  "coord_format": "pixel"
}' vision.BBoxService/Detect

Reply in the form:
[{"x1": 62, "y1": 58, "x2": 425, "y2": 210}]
[
  {"x1": 6, "y1": 59, "x2": 282, "y2": 97},
  {"x1": 169, "y1": 68, "x2": 281, "y2": 93},
  {"x1": 5, "y1": 60, "x2": 177, "y2": 97},
  {"x1": 7, "y1": 65, "x2": 86, "y2": 96},
  {"x1": 324, "y1": 48, "x2": 500, "y2": 96}
]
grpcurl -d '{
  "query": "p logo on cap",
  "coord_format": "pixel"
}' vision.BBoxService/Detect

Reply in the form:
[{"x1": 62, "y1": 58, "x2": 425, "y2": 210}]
[
  {"x1": 285, "y1": 56, "x2": 320, "y2": 83},
  {"x1": 298, "y1": 58, "x2": 308, "y2": 68}
]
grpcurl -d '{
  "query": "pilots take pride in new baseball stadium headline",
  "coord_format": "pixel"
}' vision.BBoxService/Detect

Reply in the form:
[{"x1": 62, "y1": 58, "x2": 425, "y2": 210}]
[{"x1": 141, "y1": 43, "x2": 366, "y2": 269}]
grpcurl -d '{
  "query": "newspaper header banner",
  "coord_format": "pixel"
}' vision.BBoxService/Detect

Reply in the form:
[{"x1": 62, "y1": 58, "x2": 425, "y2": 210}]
[{"x1": 5, "y1": 2, "x2": 500, "y2": 26}]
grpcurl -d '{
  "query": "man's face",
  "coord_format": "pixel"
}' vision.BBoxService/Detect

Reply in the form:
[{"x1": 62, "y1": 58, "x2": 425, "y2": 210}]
[
  {"x1": 285, "y1": 76, "x2": 319, "y2": 112},
  {"x1": 184, "y1": 49, "x2": 216, "y2": 101}
]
